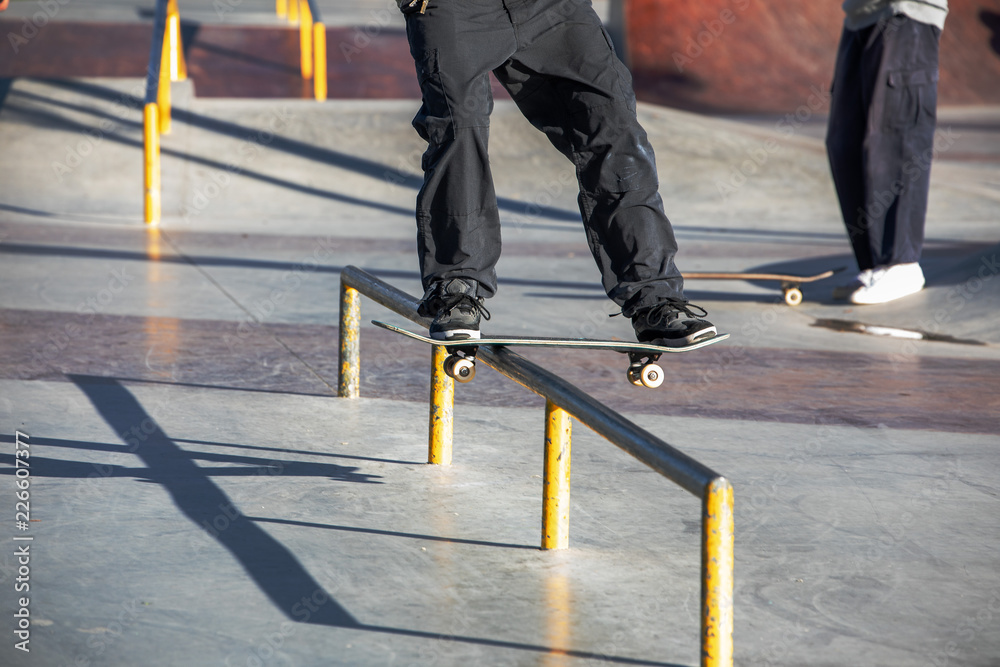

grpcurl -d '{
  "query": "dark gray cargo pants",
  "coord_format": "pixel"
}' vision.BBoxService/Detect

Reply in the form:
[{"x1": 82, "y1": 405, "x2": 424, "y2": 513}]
[
  {"x1": 826, "y1": 14, "x2": 941, "y2": 271},
  {"x1": 404, "y1": 0, "x2": 684, "y2": 316}
]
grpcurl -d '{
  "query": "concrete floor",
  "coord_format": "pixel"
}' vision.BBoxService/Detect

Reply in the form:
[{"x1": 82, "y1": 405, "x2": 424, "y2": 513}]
[{"x1": 1, "y1": 19, "x2": 999, "y2": 667}]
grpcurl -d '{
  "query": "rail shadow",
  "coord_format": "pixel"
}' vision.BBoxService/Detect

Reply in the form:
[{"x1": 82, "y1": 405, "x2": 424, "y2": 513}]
[
  {"x1": 0, "y1": 379, "x2": 689, "y2": 665},
  {"x1": 32, "y1": 77, "x2": 584, "y2": 223}
]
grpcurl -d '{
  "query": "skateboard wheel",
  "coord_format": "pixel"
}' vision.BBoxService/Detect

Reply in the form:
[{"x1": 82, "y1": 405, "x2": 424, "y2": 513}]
[
  {"x1": 627, "y1": 364, "x2": 664, "y2": 389},
  {"x1": 444, "y1": 355, "x2": 476, "y2": 383},
  {"x1": 639, "y1": 363, "x2": 664, "y2": 389},
  {"x1": 783, "y1": 287, "x2": 803, "y2": 306}
]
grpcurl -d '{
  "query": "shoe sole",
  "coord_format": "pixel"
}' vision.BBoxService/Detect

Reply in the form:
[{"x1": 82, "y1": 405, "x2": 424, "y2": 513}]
[
  {"x1": 651, "y1": 325, "x2": 719, "y2": 348},
  {"x1": 849, "y1": 284, "x2": 924, "y2": 305},
  {"x1": 430, "y1": 329, "x2": 481, "y2": 341}
]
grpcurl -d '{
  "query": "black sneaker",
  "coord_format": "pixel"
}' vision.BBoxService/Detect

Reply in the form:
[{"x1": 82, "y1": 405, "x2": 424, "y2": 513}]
[
  {"x1": 631, "y1": 299, "x2": 717, "y2": 347},
  {"x1": 417, "y1": 278, "x2": 490, "y2": 341}
]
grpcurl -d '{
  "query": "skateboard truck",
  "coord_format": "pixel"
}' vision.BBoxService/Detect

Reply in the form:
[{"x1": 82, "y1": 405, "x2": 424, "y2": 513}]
[
  {"x1": 444, "y1": 347, "x2": 665, "y2": 388},
  {"x1": 442, "y1": 348, "x2": 477, "y2": 382},
  {"x1": 625, "y1": 353, "x2": 664, "y2": 388}
]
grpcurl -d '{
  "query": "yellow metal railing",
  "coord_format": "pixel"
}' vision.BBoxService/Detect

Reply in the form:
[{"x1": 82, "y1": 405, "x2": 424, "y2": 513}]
[
  {"x1": 277, "y1": 0, "x2": 328, "y2": 101},
  {"x1": 142, "y1": 0, "x2": 326, "y2": 225},
  {"x1": 143, "y1": 0, "x2": 186, "y2": 225},
  {"x1": 337, "y1": 266, "x2": 735, "y2": 667}
]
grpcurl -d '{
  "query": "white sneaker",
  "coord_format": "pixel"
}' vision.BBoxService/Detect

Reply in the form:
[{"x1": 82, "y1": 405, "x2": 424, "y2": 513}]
[
  {"x1": 832, "y1": 268, "x2": 873, "y2": 301},
  {"x1": 849, "y1": 263, "x2": 925, "y2": 304}
]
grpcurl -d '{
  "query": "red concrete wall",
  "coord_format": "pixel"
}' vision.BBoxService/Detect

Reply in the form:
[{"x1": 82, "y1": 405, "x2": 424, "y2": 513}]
[{"x1": 625, "y1": 0, "x2": 1000, "y2": 113}]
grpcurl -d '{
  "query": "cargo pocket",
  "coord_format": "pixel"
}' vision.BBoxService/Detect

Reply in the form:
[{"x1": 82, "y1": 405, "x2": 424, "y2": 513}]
[
  {"x1": 882, "y1": 67, "x2": 938, "y2": 130},
  {"x1": 410, "y1": 49, "x2": 453, "y2": 145}
]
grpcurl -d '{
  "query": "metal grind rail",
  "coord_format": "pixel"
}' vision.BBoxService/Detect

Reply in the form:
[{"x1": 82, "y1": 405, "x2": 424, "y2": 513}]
[{"x1": 338, "y1": 266, "x2": 734, "y2": 667}]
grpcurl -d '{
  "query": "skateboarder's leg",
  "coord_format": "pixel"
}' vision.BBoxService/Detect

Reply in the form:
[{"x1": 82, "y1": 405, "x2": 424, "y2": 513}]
[
  {"x1": 493, "y1": 0, "x2": 685, "y2": 318},
  {"x1": 403, "y1": 1, "x2": 516, "y2": 300}
]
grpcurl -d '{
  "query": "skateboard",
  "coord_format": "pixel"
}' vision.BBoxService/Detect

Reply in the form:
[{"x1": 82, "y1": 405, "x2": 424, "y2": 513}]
[
  {"x1": 684, "y1": 267, "x2": 846, "y2": 306},
  {"x1": 373, "y1": 320, "x2": 730, "y2": 389}
]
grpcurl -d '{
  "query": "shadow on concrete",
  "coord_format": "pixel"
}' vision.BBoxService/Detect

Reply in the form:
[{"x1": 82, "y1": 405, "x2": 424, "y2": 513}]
[
  {"x1": 0, "y1": 439, "x2": 385, "y2": 483},
  {"x1": 0, "y1": 202, "x2": 59, "y2": 218},
  {"x1": 67, "y1": 373, "x2": 364, "y2": 627},
  {"x1": 0, "y1": 240, "x2": 606, "y2": 292},
  {"x1": 17, "y1": 377, "x2": 688, "y2": 666},
  {"x1": 4, "y1": 432, "x2": 422, "y2": 466},
  {"x1": 249, "y1": 516, "x2": 540, "y2": 551},
  {"x1": 33, "y1": 77, "x2": 584, "y2": 223},
  {"x1": 2, "y1": 91, "x2": 416, "y2": 219}
]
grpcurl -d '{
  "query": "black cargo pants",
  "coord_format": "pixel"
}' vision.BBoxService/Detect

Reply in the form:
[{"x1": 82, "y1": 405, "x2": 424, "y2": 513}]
[
  {"x1": 404, "y1": 0, "x2": 684, "y2": 316},
  {"x1": 826, "y1": 14, "x2": 941, "y2": 271}
]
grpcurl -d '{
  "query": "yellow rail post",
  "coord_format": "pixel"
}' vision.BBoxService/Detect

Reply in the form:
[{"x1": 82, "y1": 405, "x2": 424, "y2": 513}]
[
  {"x1": 428, "y1": 345, "x2": 454, "y2": 465},
  {"x1": 143, "y1": 103, "x2": 161, "y2": 225},
  {"x1": 312, "y1": 21, "x2": 327, "y2": 101},
  {"x1": 299, "y1": 0, "x2": 314, "y2": 80},
  {"x1": 276, "y1": 0, "x2": 288, "y2": 19},
  {"x1": 288, "y1": 0, "x2": 299, "y2": 24},
  {"x1": 166, "y1": 0, "x2": 187, "y2": 82},
  {"x1": 157, "y1": 30, "x2": 172, "y2": 135},
  {"x1": 338, "y1": 284, "x2": 361, "y2": 398},
  {"x1": 701, "y1": 477, "x2": 735, "y2": 667},
  {"x1": 542, "y1": 401, "x2": 572, "y2": 550}
]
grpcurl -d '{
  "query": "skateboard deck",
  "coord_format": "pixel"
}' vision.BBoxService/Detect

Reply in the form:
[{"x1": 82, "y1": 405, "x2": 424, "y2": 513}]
[
  {"x1": 684, "y1": 267, "x2": 845, "y2": 305},
  {"x1": 373, "y1": 320, "x2": 730, "y2": 388}
]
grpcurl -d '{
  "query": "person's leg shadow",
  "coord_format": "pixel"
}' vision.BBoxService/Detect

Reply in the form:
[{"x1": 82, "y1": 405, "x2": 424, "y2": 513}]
[{"x1": 69, "y1": 374, "x2": 360, "y2": 627}]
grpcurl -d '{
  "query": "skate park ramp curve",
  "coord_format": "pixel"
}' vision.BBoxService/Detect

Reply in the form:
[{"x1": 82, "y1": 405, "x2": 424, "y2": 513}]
[{"x1": 624, "y1": 0, "x2": 1000, "y2": 114}]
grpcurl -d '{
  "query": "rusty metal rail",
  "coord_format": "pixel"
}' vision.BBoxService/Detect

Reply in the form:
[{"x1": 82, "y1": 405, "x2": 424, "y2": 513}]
[{"x1": 338, "y1": 265, "x2": 734, "y2": 667}]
